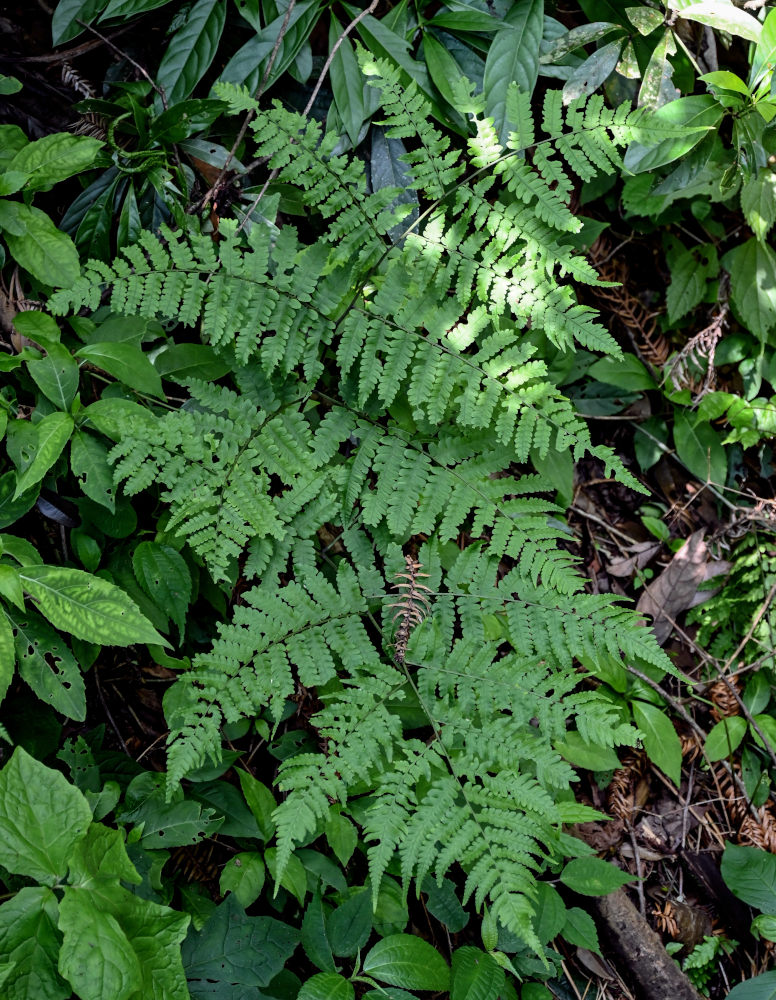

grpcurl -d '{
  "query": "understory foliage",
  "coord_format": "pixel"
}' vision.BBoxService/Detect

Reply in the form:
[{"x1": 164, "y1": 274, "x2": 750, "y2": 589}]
[{"x1": 49, "y1": 60, "x2": 685, "y2": 950}]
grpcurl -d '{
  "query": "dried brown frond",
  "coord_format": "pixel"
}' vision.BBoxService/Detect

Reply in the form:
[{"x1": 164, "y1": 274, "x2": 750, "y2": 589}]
[
  {"x1": 607, "y1": 750, "x2": 649, "y2": 822},
  {"x1": 709, "y1": 677, "x2": 741, "y2": 723},
  {"x1": 678, "y1": 727, "x2": 703, "y2": 762},
  {"x1": 666, "y1": 310, "x2": 725, "y2": 401},
  {"x1": 388, "y1": 555, "x2": 432, "y2": 666},
  {"x1": 588, "y1": 237, "x2": 670, "y2": 368},
  {"x1": 653, "y1": 899, "x2": 680, "y2": 938},
  {"x1": 61, "y1": 61, "x2": 95, "y2": 99}
]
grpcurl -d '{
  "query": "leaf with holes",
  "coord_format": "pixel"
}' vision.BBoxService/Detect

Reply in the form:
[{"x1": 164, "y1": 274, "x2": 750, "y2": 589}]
[
  {"x1": 70, "y1": 431, "x2": 116, "y2": 512},
  {"x1": 6, "y1": 606, "x2": 86, "y2": 720}
]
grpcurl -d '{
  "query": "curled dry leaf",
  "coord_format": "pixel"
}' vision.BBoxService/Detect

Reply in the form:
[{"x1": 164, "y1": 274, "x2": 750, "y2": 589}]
[{"x1": 636, "y1": 530, "x2": 730, "y2": 644}]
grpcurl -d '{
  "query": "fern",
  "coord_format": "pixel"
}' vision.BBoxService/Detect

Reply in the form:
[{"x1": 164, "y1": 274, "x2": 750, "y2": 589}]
[{"x1": 47, "y1": 59, "x2": 696, "y2": 952}]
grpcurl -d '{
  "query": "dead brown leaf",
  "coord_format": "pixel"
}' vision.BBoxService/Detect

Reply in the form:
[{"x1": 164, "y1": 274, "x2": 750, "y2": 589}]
[{"x1": 636, "y1": 531, "x2": 730, "y2": 645}]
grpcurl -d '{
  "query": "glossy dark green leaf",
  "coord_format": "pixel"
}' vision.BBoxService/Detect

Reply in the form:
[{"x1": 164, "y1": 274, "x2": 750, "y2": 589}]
[
  {"x1": 74, "y1": 175, "x2": 121, "y2": 261},
  {"x1": 52, "y1": 0, "x2": 110, "y2": 44},
  {"x1": 302, "y1": 890, "x2": 336, "y2": 972},
  {"x1": 624, "y1": 96, "x2": 723, "y2": 174},
  {"x1": 484, "y1": 0, "x2": 544, "y2": 143},
  {"x1": 101, "y1": 0, "x2": 174, "y2": 20},
  {"x1": 330, "y1": 17, "x2": 366, "y2": 147},
  {"x1": 422, "y1": 876, "x2": 469, "y2": 933},
  {"x1": 156, "y1": 0, "x2": 227, "y2": 106}
]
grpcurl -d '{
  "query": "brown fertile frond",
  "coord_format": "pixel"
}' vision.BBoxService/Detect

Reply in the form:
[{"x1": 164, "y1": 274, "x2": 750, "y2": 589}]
[
  {"x1": 709, "y1": 677, "x2": 740, "y2": 723},
  {"x1": 388, "y1": 555, "x2": 433, "y2": 666}
]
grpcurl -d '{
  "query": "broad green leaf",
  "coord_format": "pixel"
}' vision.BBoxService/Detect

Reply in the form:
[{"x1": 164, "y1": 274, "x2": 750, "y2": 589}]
[
  {"x1": 562, "y1": 38, "x2": 624, "y2": 104},
  {"x1": 154, "y1": 342, "x2": 233, "y2": 381},
  {"x1": 0, "y1": 886, "x2": 69, "y2": 1000},
  {"x1": 68, "y1": 822, "x2": 142, "y2": 888},
  {"x1": 302, "y1": 890, "x2": 336, "y2": 972},
  {"x1": 532, "y1": 881, "x2": 567, "y2": 944},
  {"x1": 624, "y1": 96, "x2": 722, "y2": 173},
  {"x1": 76, "y1": 342, "x2": 164, "y2": 398},
  {"x1": 561, "y1": 906, "x2": 601, "y2": 954},
  {"x1": 132, "y1": 541, "x2": 191, "y2": 637},
  {"x1": 265, "y1": 847, "x2": 308, "y2": 904},
  {"x1": 559, "y1": 857, "x2": 637, "y2": 895},
  {"x1": 666, "y1": 243, "x2": 718, "y2": 322},
  {"x1": 672, "y1": 0, "x2": 761, "y2": 43},
  {"x1": 363, "y1": 934, "x2": 450, "y2": 991},
  {"x1": 625, "y1": 6, "x2": 663, "y2": 35},
  {"x1": 7, "y1": 606, "x2": 86, "y2": 720},
  {"x1": 451, "y1": 946, "x2": 504, "y2": 1000},
  {"x1": 721, "y1": 842, "x2": 776, "y2": 912},
  {"x1": 427, "y1": 8, "x2": 499, "y2": 32},
  {"x1": 484, "y1": 0, "x2": 544, "y2": 143},
  {"x1": 0, "y1": 609, "x2": 14, "y2": 702},
  {"x1": 741, "y1": 169, "x2": 776, "y2": 242},
  {"x1": 70, "y1": 431, "x2": 115, "y2": 512},
  {"x1": 298, "y1": 973, "x2": 355, "y2": 1000},
  {"x1": 727, "y1": 972, "x2": 776, "y2": 1000},
  {"x1": 58, "y1": 887, "x2": 142, "y2": 1000},
  {"x1": 0, "y1": 124, "x2": 28, "y2": 168},
  {"x1": 632, "y1": 701, "x2": 682, "y2": 786},
  {"x1": 673, "y1": 411, "x2": 727, "y2": 487},
  {"x1": 2, "y1": 203, "x2": 80, "y2": 287},
  {"x1": 12, "y1": 309, "x2": 61, "y2": 346},
  {"x1": 587, "y1": 354, "x2": 656, "y2": 390},
  {"x1": 0, "y1": 472, "x2": 37, "y2": 528},
  {"x1": 27, "y1": 345, "x2": 79, "y2": 411},
  {"x1": 751, "y1": 713, "x2": 776, "y2": 754},
  {"x1": 424, "y1": 31, "x2": 466, "y2": 109},
  {"x1": 326, "y1": 888, "x2": 372, "y2": 957},
  {"x1": 156, "y1": 0, "x2": 226, "y2": 106},
  {"x1": 724, "y1": 238, "x2": 776, "y2": 341},
  {"x1": 220, "y1": 852, "x2": 266, "y2": 908},
  {"x1": 324, "y1": 809, "x2": 358, "y2": 867},
  {"x1": 51, "y1": 0, "x2": 109, "y2": 43},
  {"x1": 330, "y1": 17, "x2": 366, "y2": 147},
  {"x1": 423, "y1": 876, "x2": 469, "y2": 933},
  {"x1": 6, "y1": 134, "x2": 102, "y2": 192},
  {"x1": 81, "y1": 397, "x2": 152, "y2": 441},
  {"x1": 540, "y1": 22, "x2": 622, "y2": 63},
  {"x1": 13, "y1": 412, "x2": 73, "y2": 499},
  {"x1": 122, "y1": 794, "x2": 223, "y2": 848},
  {"x1": 19, "y1": 564, "x2": 167, "y2": 646},
  {"x1": 181, "y1": 895, "x2": 300, "y2": 988},
  {"x1": 0, "y1": 747, "x2": 91, "y2": 883},
  {"x1": 701, "y1": 70, "x2": 750, "y2": 97},
  {"x1": 704, "y1": 716, "x2": 747, "y2": 762}
]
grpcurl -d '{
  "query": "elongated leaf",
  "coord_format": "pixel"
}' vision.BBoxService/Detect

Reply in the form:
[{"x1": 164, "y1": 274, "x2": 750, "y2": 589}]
[
  {"x1": 624, "y1": 95, "x2": 722, "y2": 173},
  {"x1": 724, "y1": 237, "x2": 776, "y2": 342},
  {"x1": 0, "y1": 747, "x2": 91, "y2": 883},
  {"x1": 7, "y1": 606, "x2": 87, "y2": 720},
  {"x1": 741, "y1": 169, "x2": 776, "y2": 243},
  {"x1": 156, "y1": 0, "x2": 226, "y2": 106},
  {"x1": 540, "y1": 21, "x2": 622, "y2": 63},
  {"x1": 76, "y1": 341, "x2": 164, "y2": 398},
  {"x1": 52, "y1": 0, "x2": 109, "y2": 43},
  {"x1": 638, "y1": 29, "x2": 678, "y2": 110},
  {"x1": 632, "y1": 700, "x2": 682, "y2": 786},
  {"x1": 13, "y1": 412, "x2": 74, "y2": 499},
  {"x1": 327, "y1": 888, "x2": 372, "y2": 957},
  {"x1": 562, "y1": 37, "x2": 624, "y2": 104},
  {"x1": 330, "y1": 17, "x2": 365, "y2": 147},
  {"x1": 363, "y1": 934, "x2": 450, "y2": 991},
  {"x1": 299, "y1": 973, "x2": 354, "y2": 1000},
  {"x1": 0, "y1": 610, "x2": 13, "y2": 703},
  {"x1": 19, "y1": 565, "x2": 167, "y2": 646},
  {"x1": 451, "y1": 946, "x2": 504, "y2": 1000},
  {"x1": 484, "y1": 0, "x2": 544, "y2": 144},
  {"x1": 101, "y1": 0, "x2": 174, "y2": 19}
]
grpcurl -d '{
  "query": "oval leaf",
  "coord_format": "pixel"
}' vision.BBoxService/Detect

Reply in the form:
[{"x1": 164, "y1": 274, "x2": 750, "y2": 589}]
[
  {"x1": 363, "y1": 934, "x2": 450, "y2": 991},
  {"x1": 559, "y1": 857, "x2": 637, "y2": 896},
  {"x1": 632, "y1": 701, "x2": 682, "y2": 786},
  {"x1": 704, "y1": 716, "x2": 747, "y2": 762}
]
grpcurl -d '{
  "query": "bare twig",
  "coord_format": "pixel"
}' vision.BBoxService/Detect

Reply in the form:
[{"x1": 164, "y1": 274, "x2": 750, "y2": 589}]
[
  {"x1": 302, "y1": 0, "x2": 379, "y2": 116},
  {"x1": 75, "y1": 18, "x2": 168, "y2": 109}
]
